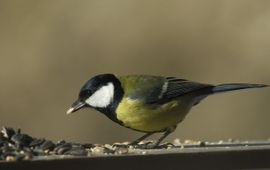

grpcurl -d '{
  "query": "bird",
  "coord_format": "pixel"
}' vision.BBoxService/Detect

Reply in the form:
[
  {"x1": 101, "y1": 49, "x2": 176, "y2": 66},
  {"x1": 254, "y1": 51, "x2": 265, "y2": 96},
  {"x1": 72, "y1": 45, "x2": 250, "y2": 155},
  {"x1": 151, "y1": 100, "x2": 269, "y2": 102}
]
[{"x1": 66, "y1": 74, "x2": 268, "y2": 148}]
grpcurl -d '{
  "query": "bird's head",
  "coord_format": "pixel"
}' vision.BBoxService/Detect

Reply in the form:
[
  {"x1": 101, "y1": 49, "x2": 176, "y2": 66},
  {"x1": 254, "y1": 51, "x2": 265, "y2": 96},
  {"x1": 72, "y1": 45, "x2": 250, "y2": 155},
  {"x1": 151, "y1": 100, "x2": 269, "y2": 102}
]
[{"x1": 66, "y1": 74, "x2": 122, "y2": 114}]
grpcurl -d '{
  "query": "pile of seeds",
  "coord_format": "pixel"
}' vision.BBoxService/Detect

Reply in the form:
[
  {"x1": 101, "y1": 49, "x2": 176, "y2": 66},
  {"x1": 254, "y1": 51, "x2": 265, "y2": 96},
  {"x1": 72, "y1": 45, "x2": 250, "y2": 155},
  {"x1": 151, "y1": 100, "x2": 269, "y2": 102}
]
[
  {"x1": 0, "y1": 127, "x2": 88, "y2": 161},
  {"x1": 0, "y1": 127, "x2": 178, "y2": 161},
  {"x1": 3, "y1": 127, "x2": 253, "y2": 162}
]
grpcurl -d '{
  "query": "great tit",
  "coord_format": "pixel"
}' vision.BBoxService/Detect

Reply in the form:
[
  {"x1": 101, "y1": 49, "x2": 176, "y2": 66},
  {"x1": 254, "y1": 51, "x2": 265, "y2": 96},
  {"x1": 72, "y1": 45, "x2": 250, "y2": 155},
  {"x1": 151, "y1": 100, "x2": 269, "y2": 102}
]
[{"x1": 67, "y1": 74, "x2": 268, "y2": 147}]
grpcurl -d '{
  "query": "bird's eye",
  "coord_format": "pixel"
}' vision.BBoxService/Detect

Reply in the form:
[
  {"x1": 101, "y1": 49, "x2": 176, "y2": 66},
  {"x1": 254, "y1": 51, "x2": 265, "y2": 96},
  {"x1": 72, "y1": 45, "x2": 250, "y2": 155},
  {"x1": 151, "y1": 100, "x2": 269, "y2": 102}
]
[{"x1": 79, "y1": 90, "x2": 92, "y2": 99}]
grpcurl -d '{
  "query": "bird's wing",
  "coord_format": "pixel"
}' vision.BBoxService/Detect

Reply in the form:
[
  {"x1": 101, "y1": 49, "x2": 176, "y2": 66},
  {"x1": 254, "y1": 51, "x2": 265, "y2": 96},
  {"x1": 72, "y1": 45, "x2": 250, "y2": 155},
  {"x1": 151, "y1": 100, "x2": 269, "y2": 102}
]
[
  {"x1": 119, "y1": 75, "x2": 165, "y2": 103},
  {"x1": 152, "y1": 77, "x2": 213, "y2": 104},
  {"x1": 119, "y1": 75, "x2": 213, "y2": 104}
]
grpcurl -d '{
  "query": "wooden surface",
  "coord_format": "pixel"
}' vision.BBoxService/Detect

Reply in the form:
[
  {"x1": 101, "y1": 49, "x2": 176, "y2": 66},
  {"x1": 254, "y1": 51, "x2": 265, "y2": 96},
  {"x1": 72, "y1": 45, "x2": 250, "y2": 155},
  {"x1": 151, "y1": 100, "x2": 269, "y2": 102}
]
[{"x1": 1, "y1": 141, "x2": 270, "y2": 170}]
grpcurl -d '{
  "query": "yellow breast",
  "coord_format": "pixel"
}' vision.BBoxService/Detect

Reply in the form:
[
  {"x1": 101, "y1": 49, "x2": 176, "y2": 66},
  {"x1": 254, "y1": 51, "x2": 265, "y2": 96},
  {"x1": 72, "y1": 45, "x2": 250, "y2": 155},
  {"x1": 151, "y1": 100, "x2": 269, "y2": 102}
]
[{"x1": 116, "y1": 97, "x2": 193, "y2": 132}]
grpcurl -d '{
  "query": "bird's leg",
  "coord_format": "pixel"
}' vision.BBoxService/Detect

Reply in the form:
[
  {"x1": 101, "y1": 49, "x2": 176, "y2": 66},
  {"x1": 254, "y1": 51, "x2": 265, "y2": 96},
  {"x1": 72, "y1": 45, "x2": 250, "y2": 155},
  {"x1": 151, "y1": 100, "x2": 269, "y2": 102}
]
[
  {"x1": 130, "y1": 132, "x2": 155, "y2": 145},
  {"x1": 132, "y1": 126, "x2": 177, "y2": 149},
  {"x1": 148, "y1": 126, "x2": 176, "y2": 149}
]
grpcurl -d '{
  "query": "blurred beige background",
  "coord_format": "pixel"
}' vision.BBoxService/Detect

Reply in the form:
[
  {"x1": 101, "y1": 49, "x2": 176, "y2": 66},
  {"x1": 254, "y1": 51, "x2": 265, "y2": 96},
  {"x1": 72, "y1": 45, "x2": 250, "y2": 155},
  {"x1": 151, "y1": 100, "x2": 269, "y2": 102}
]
[{"x1": 0, "y1": 0, "x2": 269, "y2": 144}]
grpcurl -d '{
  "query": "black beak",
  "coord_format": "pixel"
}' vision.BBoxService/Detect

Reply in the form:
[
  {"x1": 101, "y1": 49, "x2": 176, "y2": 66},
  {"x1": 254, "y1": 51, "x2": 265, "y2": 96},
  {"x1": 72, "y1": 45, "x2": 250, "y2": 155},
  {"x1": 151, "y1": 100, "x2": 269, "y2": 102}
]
[{"x1": 66, "y1": 100, "x2": 86, "y2": 115}]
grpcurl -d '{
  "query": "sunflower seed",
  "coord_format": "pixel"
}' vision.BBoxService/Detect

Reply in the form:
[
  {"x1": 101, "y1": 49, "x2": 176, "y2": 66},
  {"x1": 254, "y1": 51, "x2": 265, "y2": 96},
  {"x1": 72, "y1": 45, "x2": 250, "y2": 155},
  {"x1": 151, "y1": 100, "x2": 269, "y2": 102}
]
[
  {"x1": 29, "y1": 138, "x2": 45, "y2": 147},
  {"x1": 39, "y1": 140, "x2": 55, "y2": 151},
  {"x1": 64, "y1": 146, "x2": 87, "y2": 156},
  {"x1": 11, "y1": 133, "x2": 33, "y2": 147},
  {"x1": 54, "y1": 143, "x2": 72, "y2": 155},
  {"x1": 1, "y1": 127, "x2": 15, "y2": 139}
]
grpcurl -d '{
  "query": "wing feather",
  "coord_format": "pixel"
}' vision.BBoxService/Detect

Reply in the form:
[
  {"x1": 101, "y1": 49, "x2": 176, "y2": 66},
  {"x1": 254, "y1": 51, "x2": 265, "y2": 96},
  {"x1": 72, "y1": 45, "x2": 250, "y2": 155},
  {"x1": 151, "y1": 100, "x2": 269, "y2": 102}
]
[
  {"x1": 119, "y1": 75, "x2": 213, "y2": 104},
  {"x1": 147, "y1": 77, "x2": 213, "y2": 104}
]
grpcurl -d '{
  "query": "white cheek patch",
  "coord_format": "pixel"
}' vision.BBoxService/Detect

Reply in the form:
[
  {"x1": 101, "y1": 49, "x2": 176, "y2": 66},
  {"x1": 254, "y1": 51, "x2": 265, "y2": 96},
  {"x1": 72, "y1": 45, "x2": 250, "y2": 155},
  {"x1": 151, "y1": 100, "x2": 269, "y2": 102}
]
[{"x1": 85, "y1": 82, "x2": 114, "y2": 108}]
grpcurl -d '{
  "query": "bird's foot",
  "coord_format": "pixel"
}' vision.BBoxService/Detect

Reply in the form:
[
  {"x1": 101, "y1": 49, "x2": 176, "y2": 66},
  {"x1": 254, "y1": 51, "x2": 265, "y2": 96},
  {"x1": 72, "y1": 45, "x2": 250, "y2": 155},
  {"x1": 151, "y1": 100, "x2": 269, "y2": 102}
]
[
  {"x1": 137, "y1": 141, "x2": 159, "y2": 149},
  {"x1": 128, "y1": 141, "x2": 156, "y2": 149},
  {"x1": 112, "y1": 143, "x2": 130, "y2": 148},
  {"x1": 134, "y1": 141, "x2": 175, "y2": 149}
]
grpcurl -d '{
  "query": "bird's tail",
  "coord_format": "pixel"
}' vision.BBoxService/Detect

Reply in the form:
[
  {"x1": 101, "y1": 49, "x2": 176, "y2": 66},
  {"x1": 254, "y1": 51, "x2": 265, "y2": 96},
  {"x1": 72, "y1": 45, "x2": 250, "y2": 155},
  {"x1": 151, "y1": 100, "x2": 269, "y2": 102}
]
[{"x1": 212, "y1": 83, "x2": 268, "y2": 94}]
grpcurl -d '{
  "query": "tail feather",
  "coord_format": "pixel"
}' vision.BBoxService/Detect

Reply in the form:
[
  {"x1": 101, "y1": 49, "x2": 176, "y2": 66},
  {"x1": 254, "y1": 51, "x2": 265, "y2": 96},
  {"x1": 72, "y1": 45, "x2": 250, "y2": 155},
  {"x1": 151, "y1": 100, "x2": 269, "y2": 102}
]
[{"x1": 212, "y1": 83, "x2": 268, "y2": 94}]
